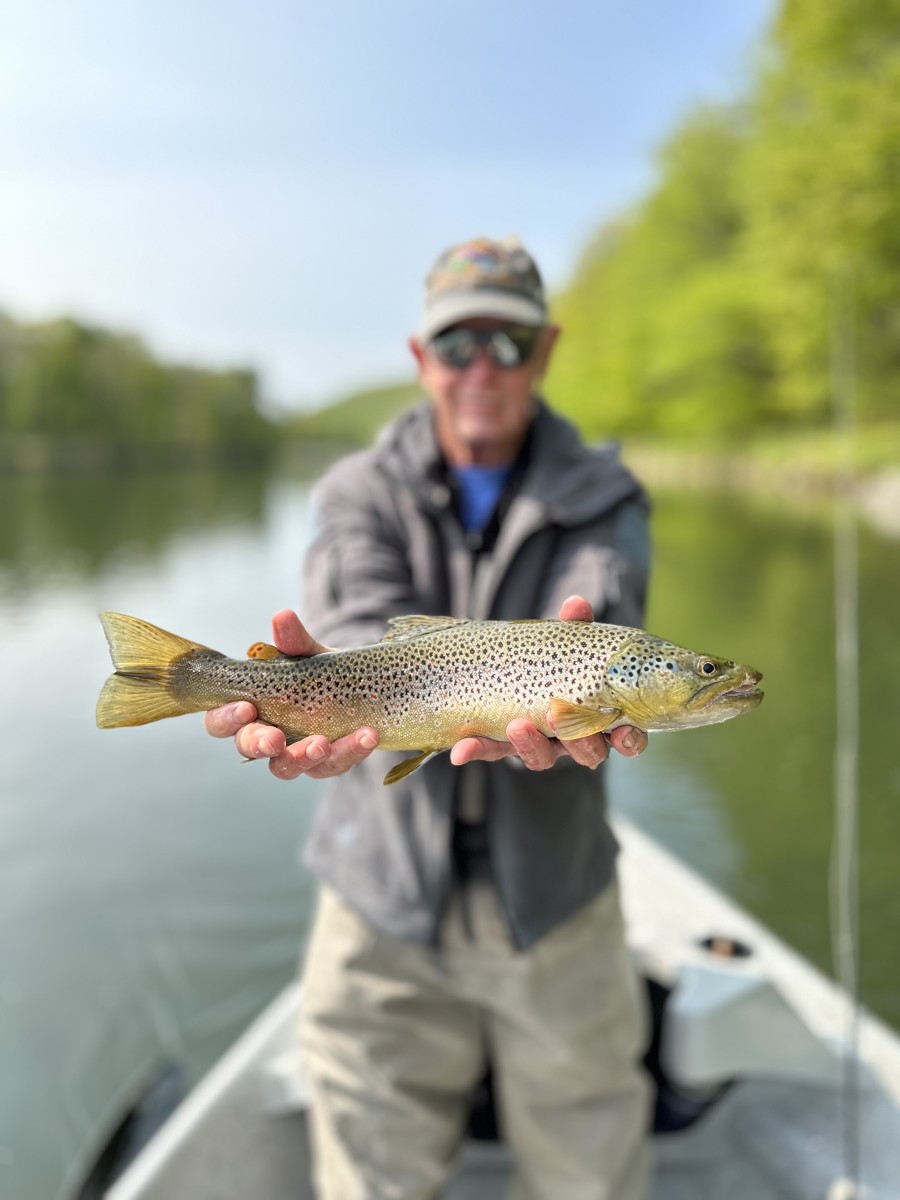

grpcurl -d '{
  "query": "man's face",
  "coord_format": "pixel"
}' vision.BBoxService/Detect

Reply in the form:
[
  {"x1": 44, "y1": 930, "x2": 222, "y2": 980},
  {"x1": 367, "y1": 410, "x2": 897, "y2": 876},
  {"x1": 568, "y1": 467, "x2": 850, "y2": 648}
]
[{"x1": 409, "y1": 317, "x2": 559, "y2": 466}]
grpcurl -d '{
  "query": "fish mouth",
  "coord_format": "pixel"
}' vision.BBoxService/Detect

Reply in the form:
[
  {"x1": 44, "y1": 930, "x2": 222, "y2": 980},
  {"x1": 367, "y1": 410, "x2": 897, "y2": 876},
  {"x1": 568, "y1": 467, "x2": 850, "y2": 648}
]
[
  {"x1": 716, "y1": 686, "x2": 764, "y2": 710},
  {"x1": 691, "y1": 670, "x2": 764, "y2": 710}
]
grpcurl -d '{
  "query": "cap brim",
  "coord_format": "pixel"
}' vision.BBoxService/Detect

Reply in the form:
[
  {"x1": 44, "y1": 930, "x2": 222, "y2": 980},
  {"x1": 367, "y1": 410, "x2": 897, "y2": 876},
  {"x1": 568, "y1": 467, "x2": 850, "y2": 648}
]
[{"x1": 419, "y1": 290, "x2": 546, "y2": 342}]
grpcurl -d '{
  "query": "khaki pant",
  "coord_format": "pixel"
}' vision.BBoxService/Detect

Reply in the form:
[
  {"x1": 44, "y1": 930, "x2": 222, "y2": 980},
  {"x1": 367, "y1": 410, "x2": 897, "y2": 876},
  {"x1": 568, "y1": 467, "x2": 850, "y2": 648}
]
[{"x1": 299, "y1": 879, "x2": 651, "y2": 1200}]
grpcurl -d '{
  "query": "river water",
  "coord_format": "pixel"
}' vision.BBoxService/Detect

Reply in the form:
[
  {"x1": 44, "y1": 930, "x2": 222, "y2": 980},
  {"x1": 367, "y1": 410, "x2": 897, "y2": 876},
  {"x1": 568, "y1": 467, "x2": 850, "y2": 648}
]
[{"x1": 2, "y1": 462, "x2": 899, "y2": 1200}]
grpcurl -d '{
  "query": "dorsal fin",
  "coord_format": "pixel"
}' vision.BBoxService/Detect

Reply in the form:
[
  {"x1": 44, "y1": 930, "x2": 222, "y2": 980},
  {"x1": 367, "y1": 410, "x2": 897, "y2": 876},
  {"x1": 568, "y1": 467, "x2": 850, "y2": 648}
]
[{"x1": 380, "y1": 615, "x2": 471, "y2": 643}]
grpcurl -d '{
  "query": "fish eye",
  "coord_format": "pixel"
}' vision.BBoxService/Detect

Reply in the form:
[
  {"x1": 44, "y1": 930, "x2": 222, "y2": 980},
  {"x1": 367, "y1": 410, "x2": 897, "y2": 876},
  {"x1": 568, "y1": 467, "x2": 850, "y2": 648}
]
[{"x1": 698, "y1": 658, "x2": 717, "y2": 676}]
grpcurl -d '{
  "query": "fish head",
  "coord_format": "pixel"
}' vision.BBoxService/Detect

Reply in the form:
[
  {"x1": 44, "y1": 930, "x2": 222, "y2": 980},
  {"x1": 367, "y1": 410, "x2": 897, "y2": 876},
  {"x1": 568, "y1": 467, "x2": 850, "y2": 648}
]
[{"x1": 603, "y1": 634, "x2": 764, "y2": 731}]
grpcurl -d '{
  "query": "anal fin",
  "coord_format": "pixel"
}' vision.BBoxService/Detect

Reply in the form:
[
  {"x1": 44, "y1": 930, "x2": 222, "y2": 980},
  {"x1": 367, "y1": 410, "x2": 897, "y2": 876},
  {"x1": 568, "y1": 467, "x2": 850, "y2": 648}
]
[{"x1": 383, "y1": 748, "x2": 440, "y2": 785}]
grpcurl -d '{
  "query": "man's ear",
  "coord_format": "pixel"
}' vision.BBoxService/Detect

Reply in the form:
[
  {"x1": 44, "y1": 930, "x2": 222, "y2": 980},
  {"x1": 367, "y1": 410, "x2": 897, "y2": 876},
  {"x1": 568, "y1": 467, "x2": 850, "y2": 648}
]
[{"x1": 408, "y1": 336, "x2": 427, "y2": 370}]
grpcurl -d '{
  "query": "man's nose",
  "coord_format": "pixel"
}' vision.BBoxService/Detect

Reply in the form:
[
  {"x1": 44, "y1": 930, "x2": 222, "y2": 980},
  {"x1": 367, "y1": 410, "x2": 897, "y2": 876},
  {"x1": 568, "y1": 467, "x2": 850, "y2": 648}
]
[{"x1": 465, "y1": 346, "x2": 500, "y2": 379}]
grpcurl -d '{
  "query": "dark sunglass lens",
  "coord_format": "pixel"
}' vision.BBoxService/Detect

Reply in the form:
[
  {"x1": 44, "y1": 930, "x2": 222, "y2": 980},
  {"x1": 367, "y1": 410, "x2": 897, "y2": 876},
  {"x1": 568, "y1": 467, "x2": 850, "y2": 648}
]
[
  {"x1": 431, "y1": 325, "x2": 540, "y2": 369},
  {"x1": 504, "y1": 327, "x2": 540, "y2": 364},
  {"x1": 431, "y1": 329, "x2": 478, "y2": 369}
]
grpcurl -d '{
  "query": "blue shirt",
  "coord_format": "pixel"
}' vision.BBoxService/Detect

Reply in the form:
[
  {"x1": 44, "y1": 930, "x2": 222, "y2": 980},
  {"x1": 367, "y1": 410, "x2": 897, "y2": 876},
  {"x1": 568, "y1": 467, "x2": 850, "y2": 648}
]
[{"x1": 450, "y1": 464, "x2": 513, "y2": 533}]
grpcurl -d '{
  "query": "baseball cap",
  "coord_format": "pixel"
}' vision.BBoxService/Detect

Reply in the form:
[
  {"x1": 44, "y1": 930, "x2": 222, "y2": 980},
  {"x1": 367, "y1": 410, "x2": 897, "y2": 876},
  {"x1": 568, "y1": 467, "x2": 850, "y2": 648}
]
[{"x1": 419, "y1": 236, "x2": 547, "y2": 343}]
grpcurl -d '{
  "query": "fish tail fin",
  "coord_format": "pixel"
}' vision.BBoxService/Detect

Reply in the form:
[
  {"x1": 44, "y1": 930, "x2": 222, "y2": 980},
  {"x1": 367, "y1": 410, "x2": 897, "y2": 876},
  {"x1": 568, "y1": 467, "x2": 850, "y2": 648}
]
[{"x1": 96, "y1": 612, "x2": 210, "y2": 728}]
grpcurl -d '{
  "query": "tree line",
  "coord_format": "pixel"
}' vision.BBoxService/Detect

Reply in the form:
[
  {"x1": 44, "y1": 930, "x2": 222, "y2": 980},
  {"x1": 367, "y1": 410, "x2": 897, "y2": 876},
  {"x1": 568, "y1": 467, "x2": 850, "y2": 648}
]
[
  {"x1": 0, "y1": 312, "x2": 271, "y2": 467},
  {"x1": 548, "y1": 0, "x2": 900, "y2": 439}
]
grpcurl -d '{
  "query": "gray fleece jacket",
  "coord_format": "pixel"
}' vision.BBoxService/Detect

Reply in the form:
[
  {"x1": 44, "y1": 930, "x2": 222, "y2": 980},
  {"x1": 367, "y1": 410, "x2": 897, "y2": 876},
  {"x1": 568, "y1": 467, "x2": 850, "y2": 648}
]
[{"x1": 302, "y1": 400, "x2": 650, "y2": 949}]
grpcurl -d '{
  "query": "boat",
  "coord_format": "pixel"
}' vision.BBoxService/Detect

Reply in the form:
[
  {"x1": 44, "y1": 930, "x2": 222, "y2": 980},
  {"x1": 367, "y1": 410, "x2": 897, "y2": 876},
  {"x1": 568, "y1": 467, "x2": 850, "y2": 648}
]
[{"x1": 92, "y1": 814, "x2": 900, "y2": 1200}]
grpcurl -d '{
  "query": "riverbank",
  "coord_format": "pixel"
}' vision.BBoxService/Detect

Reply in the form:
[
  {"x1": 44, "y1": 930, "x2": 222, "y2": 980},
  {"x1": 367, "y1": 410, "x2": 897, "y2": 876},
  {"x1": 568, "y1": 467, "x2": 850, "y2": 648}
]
[
  {"x1": 622, "y1": 421, "x2": 900, "y2": 488},
  {"x1": 620, "y1": 424, "x2": 900, "y2": 538}
]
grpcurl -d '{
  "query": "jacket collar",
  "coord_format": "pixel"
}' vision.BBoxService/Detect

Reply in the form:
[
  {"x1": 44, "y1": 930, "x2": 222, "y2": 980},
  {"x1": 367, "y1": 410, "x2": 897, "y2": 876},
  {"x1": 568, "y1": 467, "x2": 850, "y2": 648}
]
[{"x1": 374, "y1": 398, "x2": 642, "y2": 527}]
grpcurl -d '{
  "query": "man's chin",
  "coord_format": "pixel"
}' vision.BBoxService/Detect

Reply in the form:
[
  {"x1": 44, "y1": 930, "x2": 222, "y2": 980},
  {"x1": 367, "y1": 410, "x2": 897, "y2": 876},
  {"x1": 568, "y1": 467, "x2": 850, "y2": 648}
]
[
  {"x1": 459, "y1": 419, "x2": 501, "y2": 443},
  {"x1": 458, "y1": 425, "x2": 508, "y2": 457}
]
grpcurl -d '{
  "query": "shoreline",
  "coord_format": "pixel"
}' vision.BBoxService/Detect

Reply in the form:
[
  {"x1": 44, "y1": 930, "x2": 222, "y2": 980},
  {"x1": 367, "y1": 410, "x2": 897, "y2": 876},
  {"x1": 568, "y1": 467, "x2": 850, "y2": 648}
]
[
  {"x1": 3, "y1": 431, "x2": 897, "y2": 538},
  {"x1": 620, "y1": 443, "x2": 900, "y2": 539}
]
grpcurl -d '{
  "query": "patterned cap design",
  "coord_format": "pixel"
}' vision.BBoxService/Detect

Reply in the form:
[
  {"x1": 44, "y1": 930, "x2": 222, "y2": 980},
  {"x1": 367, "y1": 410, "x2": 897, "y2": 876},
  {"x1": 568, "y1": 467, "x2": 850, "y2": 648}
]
[{"x1": 419, "y1": 236, "x2": 547, "y2": 342}]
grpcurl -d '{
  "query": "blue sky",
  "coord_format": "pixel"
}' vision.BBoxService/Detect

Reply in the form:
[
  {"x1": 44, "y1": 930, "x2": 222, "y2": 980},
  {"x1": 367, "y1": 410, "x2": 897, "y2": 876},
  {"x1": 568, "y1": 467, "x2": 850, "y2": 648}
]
[{"x1": 1, "y1": 0, "x2": 775, "y2": 410}]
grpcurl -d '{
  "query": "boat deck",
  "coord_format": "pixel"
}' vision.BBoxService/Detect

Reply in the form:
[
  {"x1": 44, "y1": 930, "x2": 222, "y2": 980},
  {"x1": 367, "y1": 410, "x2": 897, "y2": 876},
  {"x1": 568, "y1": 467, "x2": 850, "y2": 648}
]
[{"x1": 106, "y1": 818, "x2": 900, "y2": 1200}]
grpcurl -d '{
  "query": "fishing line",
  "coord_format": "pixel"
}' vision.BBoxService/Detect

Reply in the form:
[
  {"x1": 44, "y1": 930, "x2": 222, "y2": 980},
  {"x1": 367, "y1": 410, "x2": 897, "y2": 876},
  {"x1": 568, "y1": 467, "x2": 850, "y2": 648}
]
[{"x1": 828, "y1": 268, "x2": 862, "y2": 1194}]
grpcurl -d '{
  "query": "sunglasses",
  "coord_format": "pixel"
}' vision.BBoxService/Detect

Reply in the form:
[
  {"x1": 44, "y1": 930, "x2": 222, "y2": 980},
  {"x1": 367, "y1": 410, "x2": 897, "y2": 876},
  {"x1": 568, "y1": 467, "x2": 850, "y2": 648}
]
[{"x1": 428, "y1": 325, "x2": 542, "y2": 370}]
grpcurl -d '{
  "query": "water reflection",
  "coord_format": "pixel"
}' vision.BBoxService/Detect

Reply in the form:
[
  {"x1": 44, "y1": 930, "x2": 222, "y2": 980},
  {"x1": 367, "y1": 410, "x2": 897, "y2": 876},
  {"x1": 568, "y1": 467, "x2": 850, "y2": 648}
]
[{"x1": 0, "y1": 467, "x2": 271, "y2": 592}]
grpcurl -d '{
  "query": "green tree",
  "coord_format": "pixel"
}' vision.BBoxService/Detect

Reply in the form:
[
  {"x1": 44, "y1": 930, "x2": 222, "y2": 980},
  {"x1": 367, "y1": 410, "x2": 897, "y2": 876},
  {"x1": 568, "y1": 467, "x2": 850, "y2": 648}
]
[
  {"x1": 550, "y1": 107, "x2": 770, "y2": 438},
  {"x1": 741, "y1": 0, "x2": 900, "y2": 423},
  {"x1": 550, "y1": 0, "x2": 900, "y2": 440},
  {"x1": 0, "y1": 312, "x2": 273, "y2": 464}
]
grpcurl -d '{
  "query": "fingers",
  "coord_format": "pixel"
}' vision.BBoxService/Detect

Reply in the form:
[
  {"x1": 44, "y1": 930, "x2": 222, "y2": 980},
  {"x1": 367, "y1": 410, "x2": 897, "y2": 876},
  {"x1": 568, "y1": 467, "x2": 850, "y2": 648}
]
[
  {"x1": 204, "y1": 701, "x2": 259, "y2": 738},
  {"x1": 604, "y1": 725, "x2": 648, "y2": 757},
  {"x1": 550, "y1": 724, "x2": 646, "y2": 768},
  {"x1": 237, "y1": 721, "x2": 643, "y2": 778},
  {"x1": 450, "y1": 720, "x2": 566, "y2": 771},
  {"x1": 235, "y1": 721, "x2": 288, "y2": 760},
  {"x1": 268, "y1": 728, "x2": 379, "y2": 781},
  {"x1": 554, "y1": 724, "x2": 647, "y2": 765},
  {"x1": 558, "y1": 595, "x2": 594, "y2": 623},
  {"x1": 554, "y1": 725, "x2": 647, "y2": 764},
  {"x1": 450, "y1": 718, "x2": 648, "y2": 774},
  {"x1": 505, "y1": 719, "x2": 566, "y2": 770},
  {"x1": 270, "y1": 609, "x2": 330, "y2": 657},
  {"x1": 450, "y1": 735, "x2": 517, "y2": 767},
  {"x1": 559, "y1": 733, "x2": 611, "y2": 768}
]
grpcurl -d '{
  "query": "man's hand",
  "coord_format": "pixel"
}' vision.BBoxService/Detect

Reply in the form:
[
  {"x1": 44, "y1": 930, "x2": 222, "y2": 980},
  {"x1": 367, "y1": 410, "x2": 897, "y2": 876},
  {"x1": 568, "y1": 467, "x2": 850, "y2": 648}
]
[
  {"x1": 449, "y1": 595, "x2": 648, "y2": 771},
  {"x1": 204, "y1": 609, "x2": 379, "y2": 781}
]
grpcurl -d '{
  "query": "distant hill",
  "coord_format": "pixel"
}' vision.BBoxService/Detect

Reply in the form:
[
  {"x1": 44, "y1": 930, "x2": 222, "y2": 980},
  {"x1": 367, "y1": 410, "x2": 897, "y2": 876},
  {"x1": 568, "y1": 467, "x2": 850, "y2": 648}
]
[{"x1": 283, "y1": 378, "x2": 421, "y2": 446}]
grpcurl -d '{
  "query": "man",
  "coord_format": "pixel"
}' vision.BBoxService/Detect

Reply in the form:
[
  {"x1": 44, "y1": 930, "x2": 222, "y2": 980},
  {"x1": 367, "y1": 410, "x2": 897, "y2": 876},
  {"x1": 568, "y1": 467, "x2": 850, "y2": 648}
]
[{"x1": 206, "y1": 236, "x2": 653, "y2": 1199}]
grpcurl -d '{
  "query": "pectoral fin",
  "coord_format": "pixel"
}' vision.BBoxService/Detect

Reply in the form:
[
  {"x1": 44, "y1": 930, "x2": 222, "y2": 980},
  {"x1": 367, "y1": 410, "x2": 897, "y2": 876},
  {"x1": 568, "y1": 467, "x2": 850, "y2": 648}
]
[
  {"x1": 549, "y1": 698, "x2": 622, "y2": 740},
  {"x1": 383, "y1": 749, "x2": 440, "y2": 785}
]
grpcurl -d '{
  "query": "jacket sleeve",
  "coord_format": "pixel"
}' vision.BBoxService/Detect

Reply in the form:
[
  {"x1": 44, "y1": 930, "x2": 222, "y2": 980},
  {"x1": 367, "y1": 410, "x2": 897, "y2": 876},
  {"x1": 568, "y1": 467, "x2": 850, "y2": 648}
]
[
  {"x1": 302, "y1": 454, "x2": 417, "y2": 649},
  {"x1": 537, "y1": 494, "x2": 651, "y2": 630},
  {"x1": 606, "y1": 496, "x2": 651, "y2": 627}
]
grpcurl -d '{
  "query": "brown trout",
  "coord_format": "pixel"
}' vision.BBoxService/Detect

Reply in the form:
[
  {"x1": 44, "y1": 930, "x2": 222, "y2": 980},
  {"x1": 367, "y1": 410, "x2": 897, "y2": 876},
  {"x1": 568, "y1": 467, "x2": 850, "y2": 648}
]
[{"x1": 96, "y1": 611, "x2": 763, "y2": 785}]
